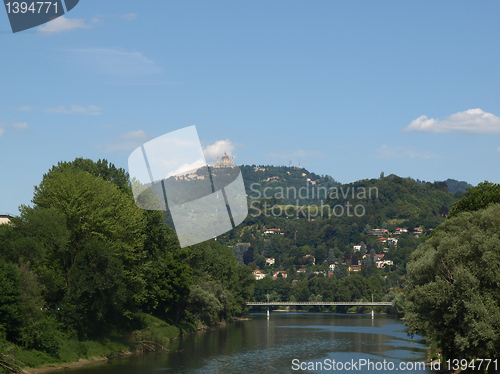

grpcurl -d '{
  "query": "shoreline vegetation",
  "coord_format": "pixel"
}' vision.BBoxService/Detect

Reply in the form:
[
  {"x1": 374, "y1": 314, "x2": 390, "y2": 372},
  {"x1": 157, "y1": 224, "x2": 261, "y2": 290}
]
[
  {"x1": 2, "y1": 159, "x2": 499, "y2": 373},
  {"x1": 0, "y1": 159, "x2": 255, "y2": 374},
  {"x1": 1, "y1": 314, "x2": 199, "y2": 374}
]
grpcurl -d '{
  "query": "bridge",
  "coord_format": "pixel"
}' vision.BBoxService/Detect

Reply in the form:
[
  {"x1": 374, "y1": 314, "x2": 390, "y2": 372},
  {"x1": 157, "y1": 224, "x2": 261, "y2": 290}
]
[
  {"x1": 247, "y1": 301, "x2": 392, "y2": 307},
  {"x1": 247, "y1": 301, "x2": 393, "y2": 317}
]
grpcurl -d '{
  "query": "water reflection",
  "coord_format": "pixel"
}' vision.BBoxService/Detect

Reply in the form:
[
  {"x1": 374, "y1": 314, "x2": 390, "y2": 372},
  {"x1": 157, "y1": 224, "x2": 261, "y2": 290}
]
[{"x1": 67, "y1": 314, "x2": 431, "y2": 374}]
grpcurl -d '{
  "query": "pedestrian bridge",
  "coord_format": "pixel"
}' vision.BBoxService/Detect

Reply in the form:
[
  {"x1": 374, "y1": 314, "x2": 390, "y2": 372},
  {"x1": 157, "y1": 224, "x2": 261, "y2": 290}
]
[{"x1": 247, "y1": 301, "x2": 392, "y2": 306}]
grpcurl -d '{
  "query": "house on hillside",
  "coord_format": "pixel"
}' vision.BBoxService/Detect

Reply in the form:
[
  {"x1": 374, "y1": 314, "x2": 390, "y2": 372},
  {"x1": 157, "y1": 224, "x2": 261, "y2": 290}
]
[
  {"x1": 414, "y1": 227, "x2": 424, "y2": 237},
  {"x1": 387, "y1": 237, "x2": 398, "y2": 246},
  {"x1": 252, "y1": 270, "x2": 266, "y2": 280},
  {"x1": 348, "y1": 264, "x2": 361, "y2": 272},
  {"x1": 264, "y1": 228, "x2": 282, "y2": 235},
  {"x1": 303, "y1": 254, "x2": 316, "y2": 265},
  {"x1": 272, "y1": 271, "x2": 287, "y2": 280},
  {"x1": 394, "y1": 228, "x2": 408, "y2": 235},
  {"x1": 376, "y1": 260, "x2": 394, "y2": 269},
  {"x1": 265, "y1": 257, "x2": 276, "y2": 266},
  {"x1": 353, "y1": 242, "x2": 367, "y2": 252},
  {"x1": 264, "y1": 176, "x2": 279, "y2": 182},
  {"x1": 370, "y1": 229, "x2": 390, "y2": 237},
  {"x1": 0, "y1": 214, "x2": 12, "y2": 225}
]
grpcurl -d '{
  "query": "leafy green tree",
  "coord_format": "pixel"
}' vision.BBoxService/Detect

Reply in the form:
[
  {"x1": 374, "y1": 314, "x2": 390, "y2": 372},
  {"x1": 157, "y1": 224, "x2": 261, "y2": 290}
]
[
  {"x1": 404, "y1": 203, "x2": 500, "y2": 360},
  {"x1": 45, "y1": 158, "x2": 131, "y2": 194},
  {"x1": 32, "y1": 168, "x2": 148, "y2": 306},
  {"x1": 448, "y1": 181, "x2": 500, "y2": 218},
  {"x1": 63, "y1": 239, "x2": 127, "y2": 337},
  {"x1": 140, "y1": 210, "x2": 191, "y2": 322},
  {"x1": 0, "y1": 261, "x2": 23, "y2": 342}
]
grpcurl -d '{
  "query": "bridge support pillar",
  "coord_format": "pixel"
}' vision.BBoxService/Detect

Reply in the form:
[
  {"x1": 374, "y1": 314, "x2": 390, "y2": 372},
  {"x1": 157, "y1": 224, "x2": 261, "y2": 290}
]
[{"x1": 267, "y1": 306, "x2": 270, "y2": 318}]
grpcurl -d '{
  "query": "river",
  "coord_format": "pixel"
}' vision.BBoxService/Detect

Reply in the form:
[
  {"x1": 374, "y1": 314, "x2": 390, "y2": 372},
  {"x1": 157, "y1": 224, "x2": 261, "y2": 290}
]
[{"x1": 67, "y1": 313, "x2": 432, "y2": 374}]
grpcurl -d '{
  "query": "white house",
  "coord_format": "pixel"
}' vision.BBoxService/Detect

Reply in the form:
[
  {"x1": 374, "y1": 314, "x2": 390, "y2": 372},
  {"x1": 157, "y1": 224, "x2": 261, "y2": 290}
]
[
  {"x1": 264, "y1": 228, "x2": 282, "y2": 235},
  {"x1": 252, "y1": 270, "x2": 266, "y2": 280},
  {"x1": 0, "y1": 214, "x2": 12, "y2": 225},
  {"x1": 265, "y1": 257, "x2": 276, "y2": 266},
  {"x1": 387, "y1": 237, "x2": 398, "y2": 246}
]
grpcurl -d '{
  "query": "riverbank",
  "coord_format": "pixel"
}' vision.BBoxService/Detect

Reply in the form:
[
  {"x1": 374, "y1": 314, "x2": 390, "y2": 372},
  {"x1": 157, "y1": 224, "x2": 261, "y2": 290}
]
[
  {"x1": 23, "y1": 357, "x2": 110, "y2": 374},
  {"x1": 0, "y1": 314, "x2": 199, "y2": 374}
]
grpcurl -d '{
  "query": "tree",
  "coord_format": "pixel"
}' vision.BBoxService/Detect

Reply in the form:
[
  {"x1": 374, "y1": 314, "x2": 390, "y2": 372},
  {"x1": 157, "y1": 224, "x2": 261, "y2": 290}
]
[
  {"x1": 243, "y1": 246, "x2": 255, "y2": 265},
  {"x1": 140, "y1": 210, "x2": 192, "y2": 322},
  {"x1": 448, "y1": 181, "x2": 500, "y2": 218},
  {"x1": 404, "y1": 203, "x2": 500, "y2": 360},
  {"x1": 45, "y1": 158, "x2": 131, "y2": 194},
  {"x1": 0, "y1": 261, "x2": 23, "y2": 342},
  {"x1": 32, "y1": 168, "x2": 148, "y2": 307}
]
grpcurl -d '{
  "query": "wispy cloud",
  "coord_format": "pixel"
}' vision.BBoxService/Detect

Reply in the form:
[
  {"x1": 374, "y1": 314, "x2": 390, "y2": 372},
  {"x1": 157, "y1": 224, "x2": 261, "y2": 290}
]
[
  {"x1": 100, "y1": 130, "x2": 150, "y2": 153},
  {"x1": 37, "y1": 16, "x2": 93, "y2": 34},
  {"x1": 376, "y1": 145, "x2": 440, "y2": 160},
  {"x1": 403, "y1": 108, "x2": 500, "y2": 134},
  {"x1": 203, "y1": 139, "x2": 236, "y2": 162},
  {"x1": 0, "y1": 120, "x2": 28, "y2": 137},
  {"x1": 44, "y1": 105, "x2": 103, "y2": 115},
  {"x1": 64, "y1": 48, "x2": 163, "y2": 78},
  {"x1": 17, "y1": 105, "x2": 33, "y2": 112},
  {"x1": 121, "y1": 13, "x2": 138, "y2": 21},
  {"x1": 497, "y1": 147, "x2": 500, "y2": 153}
]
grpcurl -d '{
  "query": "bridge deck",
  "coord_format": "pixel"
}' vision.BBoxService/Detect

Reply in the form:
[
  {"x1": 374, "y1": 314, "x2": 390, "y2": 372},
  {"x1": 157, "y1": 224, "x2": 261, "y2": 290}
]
[{"x1": 247, "y1": 302, "x2": 392, "y2": 306}]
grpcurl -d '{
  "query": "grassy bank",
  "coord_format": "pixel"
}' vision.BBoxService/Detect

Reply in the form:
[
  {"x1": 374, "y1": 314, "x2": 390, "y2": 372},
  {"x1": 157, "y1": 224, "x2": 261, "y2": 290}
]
[{"x1": 0, "y1": 313, "x2": 198, "y2": 374}]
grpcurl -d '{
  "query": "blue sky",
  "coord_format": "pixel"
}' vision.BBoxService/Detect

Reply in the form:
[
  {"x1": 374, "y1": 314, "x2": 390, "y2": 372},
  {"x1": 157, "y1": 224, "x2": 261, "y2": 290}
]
[{"x1": 1, "y1": 1, "x2": 500, "y2": 215}]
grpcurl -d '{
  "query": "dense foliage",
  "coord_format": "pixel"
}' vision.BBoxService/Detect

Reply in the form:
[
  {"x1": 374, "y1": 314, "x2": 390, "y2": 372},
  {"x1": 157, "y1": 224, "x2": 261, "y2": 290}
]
[
  {"x1": 0, "y1": 158, "x2": 253, "y2": 370},
  {"x1": 404, "y1": 182, "x2": 500, "y2": 361}
]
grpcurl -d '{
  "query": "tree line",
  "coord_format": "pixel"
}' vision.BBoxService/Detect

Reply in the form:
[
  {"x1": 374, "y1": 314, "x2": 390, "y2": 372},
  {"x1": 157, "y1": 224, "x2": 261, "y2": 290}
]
[{"x1": 0, "y1": 158, "x2": 254, "y2": 366}]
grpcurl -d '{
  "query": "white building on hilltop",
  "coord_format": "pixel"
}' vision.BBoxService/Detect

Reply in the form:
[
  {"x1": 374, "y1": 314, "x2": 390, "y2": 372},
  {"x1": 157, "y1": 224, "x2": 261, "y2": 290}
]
[
  {"x1": 212, "y1": 152, "x2": 236, "y2": 168},
  {"x1": 0, "y1": 214, "x2": 13, "y2": 225}
]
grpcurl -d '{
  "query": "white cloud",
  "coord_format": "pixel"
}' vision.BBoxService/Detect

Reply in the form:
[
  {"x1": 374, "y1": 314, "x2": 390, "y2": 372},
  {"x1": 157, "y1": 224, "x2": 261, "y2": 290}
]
[
  {"x1": 497, "y1": 147, "x2": 500, "y2": 153},
  {"x1": 37, "y1": 16, "x2": 92, "y2": 34},
  {"x1": 203, "y1": 140, "x2": 236, "y2": 162},
  {"x1": 102, "y1": 130, "x2": 150, "y2": 153},
  {"x1": 403, "y1": 108, "x2": 500, "y2": 134},
  {"x1": 65, "y1": 48, "x2": 163, "y2": 78},
  {"x1": 121, "y1": 13, "x2": 138, "y2": 21},
  {"x1": 376, "y1": 145, "x2": 440, "y2": 160},
  {"x1": 44, "y1": 105, "x2": 103, "y2": 115},
  {"x1": 11, "y1": 120, "x2": 28, "y2": 130},
  {"x1": 0, "y1": 120, "x2": 28, "y2": 137},
  {"x1": 17, "y1": 106, "x2": 33, "y2": 112}
]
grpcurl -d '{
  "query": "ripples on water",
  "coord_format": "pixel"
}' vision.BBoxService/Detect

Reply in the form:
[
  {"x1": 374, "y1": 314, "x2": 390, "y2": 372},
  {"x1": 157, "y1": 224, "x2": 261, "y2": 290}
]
[{"x1": 67, "y1": 313, "x2": 431, "y2": 374}]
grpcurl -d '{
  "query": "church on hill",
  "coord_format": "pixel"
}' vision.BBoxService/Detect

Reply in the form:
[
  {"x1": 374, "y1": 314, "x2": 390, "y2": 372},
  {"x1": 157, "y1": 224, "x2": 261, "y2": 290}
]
[{"x1": 212, "y1": 151, "x2": 236, "y2": 168}]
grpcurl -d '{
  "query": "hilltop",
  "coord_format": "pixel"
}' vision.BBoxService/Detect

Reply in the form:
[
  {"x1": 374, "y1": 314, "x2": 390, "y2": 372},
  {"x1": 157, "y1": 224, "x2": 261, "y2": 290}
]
[{"x1": 216, "y1": 165, "x2": 469, "y2": 280}]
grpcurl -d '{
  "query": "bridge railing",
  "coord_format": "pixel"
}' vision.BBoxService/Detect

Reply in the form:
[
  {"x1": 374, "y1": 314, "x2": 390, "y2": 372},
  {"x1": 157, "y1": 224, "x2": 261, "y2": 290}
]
[{"x1": 246, "y1": 301, "x2": 392, "y2": 306}]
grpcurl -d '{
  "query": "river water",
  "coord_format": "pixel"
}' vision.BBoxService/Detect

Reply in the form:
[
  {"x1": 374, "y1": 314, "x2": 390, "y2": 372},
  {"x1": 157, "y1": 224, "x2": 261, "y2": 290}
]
[{"x1": 68, "y1": 313, "x2": 432, "y2": 374}]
